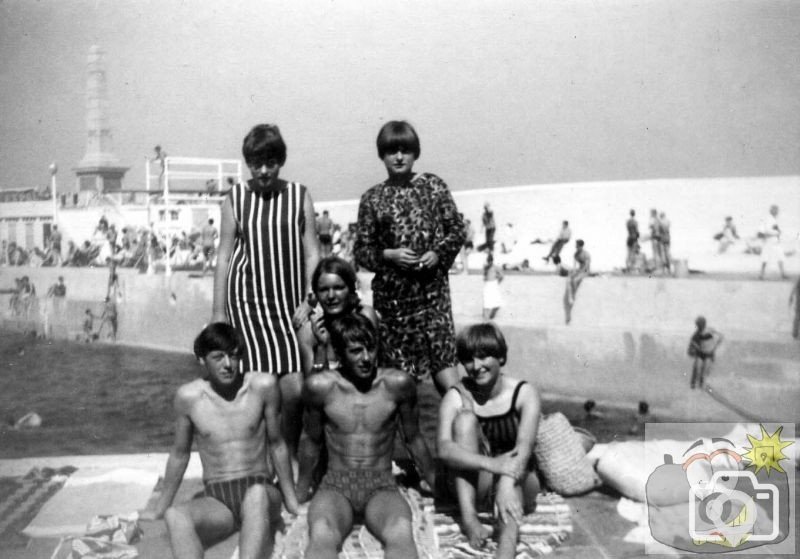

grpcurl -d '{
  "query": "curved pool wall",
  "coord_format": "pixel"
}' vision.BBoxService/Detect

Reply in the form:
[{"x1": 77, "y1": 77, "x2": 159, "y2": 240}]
[{"x1": 1, "y1": 267, "x2": 798, "y2": 421}]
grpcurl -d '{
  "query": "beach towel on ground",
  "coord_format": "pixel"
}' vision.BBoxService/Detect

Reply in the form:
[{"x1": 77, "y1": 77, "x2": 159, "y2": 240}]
[
  {"x1": 0, "y1": 466, "x2": 75, "y2": 549},
  {"x1": 50, "y1": 513, "x2": 142, "y2": 559},
  {"x1": 266, "y1": 488, "x2": 571, "y2": 559},
  {"x1": 24, "y1": 467, "x2": 159, "y2": 538}
]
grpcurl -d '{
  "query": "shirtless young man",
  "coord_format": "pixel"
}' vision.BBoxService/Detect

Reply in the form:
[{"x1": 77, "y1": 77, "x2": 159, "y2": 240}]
[
  {"x1": 298, "y1": 313, "x2": 435, "y2": 559},
  {"x1": 141, "y1": 323, "x2": 299, "y2": 559}
]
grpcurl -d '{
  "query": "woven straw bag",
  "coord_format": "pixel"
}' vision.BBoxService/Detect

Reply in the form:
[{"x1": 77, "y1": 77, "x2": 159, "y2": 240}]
[{"x1": 534, "y1": 412, "x2": 601, "y2": 496}]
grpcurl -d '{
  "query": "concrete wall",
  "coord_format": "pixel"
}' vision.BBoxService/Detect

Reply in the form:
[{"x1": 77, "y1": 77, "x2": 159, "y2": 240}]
[{"x1": 2, "y1": 266, "x2": 797, "y2": 422}]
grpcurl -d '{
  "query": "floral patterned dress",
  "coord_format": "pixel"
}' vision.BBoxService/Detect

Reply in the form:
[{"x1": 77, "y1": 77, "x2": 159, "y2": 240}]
[{"x1": 355, "y1": 173, "x2": 465, "y2": 381}]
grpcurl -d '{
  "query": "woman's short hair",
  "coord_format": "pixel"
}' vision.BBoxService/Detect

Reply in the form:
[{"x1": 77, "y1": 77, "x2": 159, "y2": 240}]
[
  {"x1": 242, "y1": 124, "x2": 287, "y2": 166},
  {"x1": 193, "y1": 322, "x2": 243, "y2": 359},
  {"x1": 328, "y1": 313, "x2": 379, "y2": 358},
  {"x1": 312, "y1": 256, "x2": 359, "y2": 304},
  {"x1": 376, "y1": 120, "x2": 421, "y2": 159},
  {"x1": 456, "y1": 322, "x2": 508, "y2": 363}
]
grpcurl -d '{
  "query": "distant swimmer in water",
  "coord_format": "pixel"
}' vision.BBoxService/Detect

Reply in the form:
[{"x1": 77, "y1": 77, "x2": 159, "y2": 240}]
[
  {"x1": 140, "y1": 323, "x2": 299, "y2": 559},
  {"x1": 8, "y1": 411, "x2": 42, "y2": 430},
  {"x1": 687, "y1": 316, "x2": 723, "y2": 389}
]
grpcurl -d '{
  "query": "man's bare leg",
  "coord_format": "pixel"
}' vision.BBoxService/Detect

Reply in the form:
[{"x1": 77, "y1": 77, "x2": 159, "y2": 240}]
[
  {"x1": 306, "y1": 490, "x2": 353, "y2": 559},
  {"x1": 451, "y1": 411, "x2": 492, "y2": 548},
  {"x1": 279, "y1": 372, "x2": 303, "y2": 465},
  {"x1": 238, "y1": 483, "x2": 282, "y2": 559},
  {"x1": 164, "y1": 497, "x2": 234, "y2": 559},
  {"x1": 364, "y1": 490, "x2": 417, "y2": 559}
]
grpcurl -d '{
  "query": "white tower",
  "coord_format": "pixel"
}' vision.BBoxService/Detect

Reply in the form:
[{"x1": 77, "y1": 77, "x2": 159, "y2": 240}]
[{"x1": 73, "y1": 45, "x2": 128, "y2": 201}]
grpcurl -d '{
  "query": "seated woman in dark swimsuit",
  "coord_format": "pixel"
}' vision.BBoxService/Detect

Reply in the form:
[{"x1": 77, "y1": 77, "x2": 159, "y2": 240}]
[{"x1": 436, "y1": 323, "x2": 541, "y2": 559}]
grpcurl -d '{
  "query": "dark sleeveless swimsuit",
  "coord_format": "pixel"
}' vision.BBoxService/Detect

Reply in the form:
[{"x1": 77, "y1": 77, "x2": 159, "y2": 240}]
[{"x1": 452, "y1": 381, "x2": 527, "y2": 456}]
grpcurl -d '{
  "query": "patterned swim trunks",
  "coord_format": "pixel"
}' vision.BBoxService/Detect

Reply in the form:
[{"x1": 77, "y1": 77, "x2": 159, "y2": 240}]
[
  {"x1": 317, "y1": 468, "x2": 398, "y2": 516},
  {"x1": 204, "y1": 474, "x2": 272, "y2": 528}
]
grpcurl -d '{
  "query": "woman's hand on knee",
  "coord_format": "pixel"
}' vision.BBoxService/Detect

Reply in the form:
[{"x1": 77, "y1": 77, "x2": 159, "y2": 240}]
[{"x1": 494, "y1": 482, "x2": 523, "y2": 525}]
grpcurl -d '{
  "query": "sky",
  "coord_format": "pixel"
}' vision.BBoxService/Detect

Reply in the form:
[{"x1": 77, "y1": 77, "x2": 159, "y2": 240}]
[{"x1": 1, "y1": 0, "x2": 798, "y2": 201}]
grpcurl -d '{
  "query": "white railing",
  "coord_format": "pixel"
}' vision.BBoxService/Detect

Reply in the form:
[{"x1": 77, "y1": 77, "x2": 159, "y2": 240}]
[{"x1": 145, "y1": 156, "x2": 242, "y2": 276}]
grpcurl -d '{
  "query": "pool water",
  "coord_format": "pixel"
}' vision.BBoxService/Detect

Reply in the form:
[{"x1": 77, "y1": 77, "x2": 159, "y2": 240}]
[{"x1": 0, "y1": 331, "x2": 645, "y2": 459}]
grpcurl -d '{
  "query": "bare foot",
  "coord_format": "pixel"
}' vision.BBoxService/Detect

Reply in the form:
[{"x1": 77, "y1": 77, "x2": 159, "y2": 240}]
[{"x1": 460, "y1": 517, "x2": 491, "y2": 548}]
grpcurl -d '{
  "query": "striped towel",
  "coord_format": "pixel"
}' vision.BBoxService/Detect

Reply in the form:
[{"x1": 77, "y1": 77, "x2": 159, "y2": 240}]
[
  {"x1": 268, "y1": 489, "x2": 571, "y2": 559},
  {"x1": 0, "y1": 467, "x2": 75, "y2": 549},
  {"x1": 432, "y1": 492, "x2": 572, "y2": 559}
]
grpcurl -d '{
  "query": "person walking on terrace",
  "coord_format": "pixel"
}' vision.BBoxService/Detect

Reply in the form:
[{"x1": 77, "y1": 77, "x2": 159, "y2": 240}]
[
  {"x1": 758, "y1": 204, "x2": 788, "y2": 280},
  {"x1": 625, "y1": 210, "x2": 639, "y2": 273}
]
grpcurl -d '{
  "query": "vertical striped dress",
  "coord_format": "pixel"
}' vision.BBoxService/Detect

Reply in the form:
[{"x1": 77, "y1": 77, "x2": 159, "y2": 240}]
[{"x1": 226, "y1": 180, "x2": 307, "y2": 374}]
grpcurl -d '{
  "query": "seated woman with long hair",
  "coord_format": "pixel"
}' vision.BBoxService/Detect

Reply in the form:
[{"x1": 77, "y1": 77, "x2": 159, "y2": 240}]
[
  {"x1": 297, "y1": 256, "x2": 378, "y2": 376},
  {"x1": 437, "y1": 323, "x2": 541, "y2": 559}
]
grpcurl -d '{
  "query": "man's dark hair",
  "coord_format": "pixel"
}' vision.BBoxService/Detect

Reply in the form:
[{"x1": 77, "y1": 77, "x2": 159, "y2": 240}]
[
  {"x1": 328, "y1": 313, "x2": 378, "y2": 360},
  {"x1": 193, "y1": 322, "x2": 243, "y2": 359}
]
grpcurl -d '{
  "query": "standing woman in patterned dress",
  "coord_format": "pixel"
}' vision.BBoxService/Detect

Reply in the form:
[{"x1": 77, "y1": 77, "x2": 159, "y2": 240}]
[
  {"x1": 212, "y1": 124, "x2": 320, "y2": 458},
  {"x1": 355, "y1": 120, "x2": 466, "y2": 394}
]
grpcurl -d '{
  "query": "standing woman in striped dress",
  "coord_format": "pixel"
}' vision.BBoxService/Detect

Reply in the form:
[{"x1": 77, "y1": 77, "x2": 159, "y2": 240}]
[{"x1": 212, "y1": 124, "x2": 320, "y2": 458}]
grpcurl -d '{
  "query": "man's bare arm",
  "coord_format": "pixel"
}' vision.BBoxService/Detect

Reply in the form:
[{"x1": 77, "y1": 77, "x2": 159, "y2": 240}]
[
  {"x1": 296, "y1": 374, "x2": 332, "y2": 501},
  {"x1": 141, "y1": 389, "x2": 194, "y2": 519}
]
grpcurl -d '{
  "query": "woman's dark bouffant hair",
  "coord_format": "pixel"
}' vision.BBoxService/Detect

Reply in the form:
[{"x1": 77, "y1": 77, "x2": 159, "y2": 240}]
[
  {"x1": 455, "y1": 322, "x2": 508, "y2": 364},
  {"x1": 311, "y1": 256, "x2": 360, "y2": 312},
  {"x1": 376, "y1": 120, "x2": 421, "y2": 159},
  {"x1": 242, "y1": 124, "x2": 287, "y2": 166},
  {"x1": 193, "y1": 322, "x2": 243, "y2": 359}
]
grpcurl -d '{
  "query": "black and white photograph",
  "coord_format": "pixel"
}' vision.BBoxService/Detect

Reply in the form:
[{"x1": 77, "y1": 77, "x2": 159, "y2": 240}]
[{"x1": 1, "y1": 1, "x2": 798, "y2": 557}]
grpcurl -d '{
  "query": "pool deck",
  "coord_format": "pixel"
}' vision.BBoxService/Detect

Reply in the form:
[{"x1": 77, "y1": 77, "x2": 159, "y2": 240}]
[
  {"x1": 0, "y1": 453, "x2": 640, "y2": 559},
  {"x1": 1, "y1": 452, "x2": 796, "y2": 558}
]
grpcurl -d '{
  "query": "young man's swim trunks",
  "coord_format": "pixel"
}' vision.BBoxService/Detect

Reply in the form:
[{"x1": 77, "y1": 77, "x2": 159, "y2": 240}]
[
  {"x1": 317, "y1": 468, "x2": 398, "y2": 515},
  {"x1": 204, "y1": 474, "x2": 272, "y2": 528}
]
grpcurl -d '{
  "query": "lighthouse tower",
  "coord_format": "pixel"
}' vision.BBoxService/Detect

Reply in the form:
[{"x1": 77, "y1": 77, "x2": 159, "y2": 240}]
[{"x1": 73, "y1": 45, "x2": 128, "y2": 204}]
